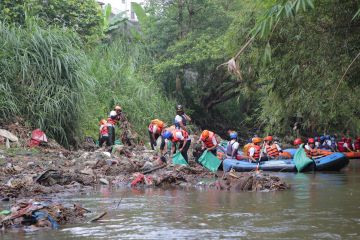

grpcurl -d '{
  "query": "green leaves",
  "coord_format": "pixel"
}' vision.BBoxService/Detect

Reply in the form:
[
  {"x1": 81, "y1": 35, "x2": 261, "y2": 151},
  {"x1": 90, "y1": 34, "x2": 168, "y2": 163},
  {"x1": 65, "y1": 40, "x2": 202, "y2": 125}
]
[
  {"x1": 0, "y1": 0, "x2": 103, "y2": 44},
  {"x1": 131, "y1": 2, "x2": 148, "y2": 26},
  {"x1": 352, "y1": 8, "x2": 360, "y2": 20},
  {"x1": 253, "y1": 0, "x2": 315, "y2": 39}
]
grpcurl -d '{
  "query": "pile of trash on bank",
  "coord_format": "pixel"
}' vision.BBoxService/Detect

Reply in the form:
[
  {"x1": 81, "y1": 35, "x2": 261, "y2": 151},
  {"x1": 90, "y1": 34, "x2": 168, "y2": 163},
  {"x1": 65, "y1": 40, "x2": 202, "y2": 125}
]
[
  {"x1": 0, "y1": 120, "x2": 290, "y2": 200},
  {"x1": 0, "y1": 199, "x2": 87, "y2": 230}
]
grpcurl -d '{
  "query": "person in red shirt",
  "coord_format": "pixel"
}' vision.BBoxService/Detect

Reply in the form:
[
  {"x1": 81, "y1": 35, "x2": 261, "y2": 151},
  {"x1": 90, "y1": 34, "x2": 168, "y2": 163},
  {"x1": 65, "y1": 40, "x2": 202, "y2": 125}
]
[{"x1": 99, "y1": 119, "x2": 110, "y2": 147}]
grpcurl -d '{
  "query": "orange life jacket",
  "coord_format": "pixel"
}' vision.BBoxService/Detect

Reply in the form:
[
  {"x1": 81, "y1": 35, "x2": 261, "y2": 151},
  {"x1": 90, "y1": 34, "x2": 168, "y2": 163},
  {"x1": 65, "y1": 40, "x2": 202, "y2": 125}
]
[
  {"x1": 248, "y1": 144, "x2": 261, "y2": 159},
  {"x1": 266, "y1": 144, "x2": 280, "y2": 158},
  {"x1": 171, "y1": 129, "x2": 188, "y2": 143},
  {"x1": 151, "y1": 119, "x2": 164, "y2": 128},
  {"x1": 200, "y1": 131, "x2": 216, "y2": 148},
  {"x1": 305, "y1": 147, "x2": 322, "y2": 158}
]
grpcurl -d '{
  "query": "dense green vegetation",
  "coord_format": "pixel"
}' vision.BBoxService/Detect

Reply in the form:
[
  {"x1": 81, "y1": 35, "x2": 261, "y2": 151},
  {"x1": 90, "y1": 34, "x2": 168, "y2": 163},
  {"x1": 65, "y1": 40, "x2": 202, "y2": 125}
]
[
  {"x1": 0, "y1": 23, "x2": 88, "y2": 147},
  {"x1": 143, "y1": 0, "x2": 360, "y2": 138},
  {"x1": 1, "y1": 0, "x2": 360, "y2": 147}
]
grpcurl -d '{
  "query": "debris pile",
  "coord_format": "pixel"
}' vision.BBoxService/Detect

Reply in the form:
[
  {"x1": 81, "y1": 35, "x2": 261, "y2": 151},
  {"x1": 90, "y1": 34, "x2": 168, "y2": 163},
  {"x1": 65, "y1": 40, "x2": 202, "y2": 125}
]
[
  {"x1": 0, "y1": 121, "x2": 291, "y2": 201},
  {"x1": 0, "y1": 199, "x2": 86, "y2": 230},
  {"x1": 210, "y1": 171, "x2": 290, "y2": 192}
]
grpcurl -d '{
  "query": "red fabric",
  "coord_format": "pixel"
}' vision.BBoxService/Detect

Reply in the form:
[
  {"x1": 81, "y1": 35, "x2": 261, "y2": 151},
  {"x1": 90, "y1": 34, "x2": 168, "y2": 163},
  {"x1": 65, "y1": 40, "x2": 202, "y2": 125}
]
[
  {"x1": 107, "y1": 117, "x2": 117, "y2": 126},
  {"x1": 354, "y1": 141, "x2": 360, "y2": 151},
  {"x1": 171, "y1": 129, "x2": 189, "y2": 143},
  {"x1": 31, "y1": 129, "x2": 47, "y2": 142},
  {"x1": 148, "y1": 123, "x2": 162, "y2": 134},
  {"x1": 29, "y1": 139, "x2": 40, "y2": 148},
  {"x1": 100, "y1": 125, "x2": 108, "y2": 136},
  {"x1": 131, "y1": 174, "x2": 144, "y2": 187},
  {"x1": 337, "y1": 142, "x2": 345, "y2": 152}
]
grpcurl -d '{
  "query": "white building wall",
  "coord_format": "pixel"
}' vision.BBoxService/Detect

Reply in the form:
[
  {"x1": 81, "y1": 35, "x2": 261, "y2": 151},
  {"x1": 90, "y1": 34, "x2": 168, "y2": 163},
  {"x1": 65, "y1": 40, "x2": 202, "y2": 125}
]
[{"x1": 100, "y1": 0, "x2": 146, "y2": 22}]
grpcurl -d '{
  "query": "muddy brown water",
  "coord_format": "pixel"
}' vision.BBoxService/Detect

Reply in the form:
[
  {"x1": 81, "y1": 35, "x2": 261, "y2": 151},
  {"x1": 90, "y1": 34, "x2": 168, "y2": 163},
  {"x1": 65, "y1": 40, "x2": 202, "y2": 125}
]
[{"x1": 2, "y1": 161, "x2": 360, "y2": 239}]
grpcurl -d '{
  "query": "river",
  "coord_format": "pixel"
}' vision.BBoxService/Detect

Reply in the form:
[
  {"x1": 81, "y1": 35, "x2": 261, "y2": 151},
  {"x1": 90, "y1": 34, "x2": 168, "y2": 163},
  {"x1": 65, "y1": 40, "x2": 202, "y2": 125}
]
[{"x1": 2, "y1": 161, "x2": 360, "y2": 239}]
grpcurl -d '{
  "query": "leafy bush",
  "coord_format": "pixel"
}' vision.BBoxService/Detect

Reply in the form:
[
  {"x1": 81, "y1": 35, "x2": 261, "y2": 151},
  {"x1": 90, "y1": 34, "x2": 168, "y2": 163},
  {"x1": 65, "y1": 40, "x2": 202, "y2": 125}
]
[{"x1": 82, "y1": 36, "x2": 176, "y2": 140}]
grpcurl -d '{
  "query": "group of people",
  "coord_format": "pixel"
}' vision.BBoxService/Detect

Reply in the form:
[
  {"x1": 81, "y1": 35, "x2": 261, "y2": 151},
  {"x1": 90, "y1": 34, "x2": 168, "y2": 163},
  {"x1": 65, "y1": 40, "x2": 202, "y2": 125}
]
[
  {"x1": 97, "y1": 104, "x2": 360, "y2": 163},
  {"x1": 149, "y1": 105, "x2": 192, "y2": 162},
  {"x1": 98, "y1": 105, "x2": 123, "y2": 147},
  {"x1": 293, "y1": 136, "x2": 360, "y2": 157}
]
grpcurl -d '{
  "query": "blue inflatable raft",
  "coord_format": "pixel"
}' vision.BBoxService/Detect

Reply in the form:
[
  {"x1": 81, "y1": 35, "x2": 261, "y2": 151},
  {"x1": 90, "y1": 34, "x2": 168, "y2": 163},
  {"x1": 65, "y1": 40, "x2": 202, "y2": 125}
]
[{"x1": 223, "y1": 152, "x2": 348, "y2": 172}]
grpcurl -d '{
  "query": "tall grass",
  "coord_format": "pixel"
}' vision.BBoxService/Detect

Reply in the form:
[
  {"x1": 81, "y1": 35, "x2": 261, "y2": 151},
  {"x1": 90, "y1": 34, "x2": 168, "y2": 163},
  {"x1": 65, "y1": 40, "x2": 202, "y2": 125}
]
[
  {"x1": 0, "y1": 23, "x2": 89, "y2": 147},
  {"x1": 82, "y1": 37, "x2": 176, "y2": 140}
]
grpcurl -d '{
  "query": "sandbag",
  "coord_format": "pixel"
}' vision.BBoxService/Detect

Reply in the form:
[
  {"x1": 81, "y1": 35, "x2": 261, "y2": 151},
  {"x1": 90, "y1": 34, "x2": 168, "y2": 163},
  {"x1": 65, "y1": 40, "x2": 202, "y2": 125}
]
[
  {"x1": 294, "y1": 145, "x2": 313, "y2": 172},
  {"x1": 198, "y1": 150, "x2": 222, "y2": 172},
  {"x1": 172, "y1": 152, "x2": 189, "y2": 166},
  {"x1": 0, "y1": 129, "x2": 18, "y2": 142}
]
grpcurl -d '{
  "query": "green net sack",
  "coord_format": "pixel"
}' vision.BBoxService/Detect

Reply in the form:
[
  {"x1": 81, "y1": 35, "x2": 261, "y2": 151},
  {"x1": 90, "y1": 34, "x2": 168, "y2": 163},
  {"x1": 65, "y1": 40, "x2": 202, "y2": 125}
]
[
  {"x1": 198, "y1": 150, "x2": 222, "y2": 172},
  {"x1": 294, "y1": 144, "x2": 314, "y2": 172},
  {"x1": 172, "y1": 152, "x2": 189, "y2": 166}
]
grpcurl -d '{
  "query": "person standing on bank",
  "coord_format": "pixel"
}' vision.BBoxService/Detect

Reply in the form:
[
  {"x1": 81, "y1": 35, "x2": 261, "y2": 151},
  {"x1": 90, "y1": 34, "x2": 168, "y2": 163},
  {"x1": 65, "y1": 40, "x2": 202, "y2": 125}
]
[{"x1": 174, "y1": 105, "x2": 191, "y2": 132}]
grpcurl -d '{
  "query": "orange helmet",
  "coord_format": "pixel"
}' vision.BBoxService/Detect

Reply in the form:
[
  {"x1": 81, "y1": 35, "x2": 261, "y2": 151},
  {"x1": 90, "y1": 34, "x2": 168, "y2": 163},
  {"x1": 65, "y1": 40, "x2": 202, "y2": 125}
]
[
  {"x1": 99, "y1": 119, "x2": 107, "y2": 125},
  {"x1": 264, "y1": 136, "x2": 273, "y2": 141},
  {"x1": 308, "y1": 138, "x2": 315, "y2": 144},
  {"x1": 201, "y1": 130, "x2": 209, "y2": 139},
  {"x1": 293, "y1": 138, "x2": 302, "y2": 145},
  {"x1": 252, "y1": 137, "x2": 262, "y2": 144}
]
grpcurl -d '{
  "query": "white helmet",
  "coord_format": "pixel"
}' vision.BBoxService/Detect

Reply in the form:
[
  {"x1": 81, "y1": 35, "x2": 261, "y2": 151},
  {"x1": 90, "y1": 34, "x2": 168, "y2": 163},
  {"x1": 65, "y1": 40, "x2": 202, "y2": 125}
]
[{"x1": 109, "y1": 111, "x2": 117, "y2": 117}]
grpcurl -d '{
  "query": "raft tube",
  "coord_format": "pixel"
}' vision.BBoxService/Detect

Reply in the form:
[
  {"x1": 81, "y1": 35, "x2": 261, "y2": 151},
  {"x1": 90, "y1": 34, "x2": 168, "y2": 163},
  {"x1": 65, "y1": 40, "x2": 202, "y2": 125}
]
[
  {"x1": 284, "y1": 148, "x2": 360, "y2": 159},
  {"x1": 342, "y1": 152, "x2": 360, "y2": 159},
  {"x1": 223, "y1": 152, "x2": 348, "y2": 172}
]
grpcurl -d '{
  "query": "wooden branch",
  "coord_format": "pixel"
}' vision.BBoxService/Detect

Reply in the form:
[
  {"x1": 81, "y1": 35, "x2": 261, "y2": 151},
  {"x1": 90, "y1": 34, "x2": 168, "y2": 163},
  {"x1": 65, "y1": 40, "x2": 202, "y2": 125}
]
[{"x1": 88, "y1": 212, "x2": 107, "y2": 223}]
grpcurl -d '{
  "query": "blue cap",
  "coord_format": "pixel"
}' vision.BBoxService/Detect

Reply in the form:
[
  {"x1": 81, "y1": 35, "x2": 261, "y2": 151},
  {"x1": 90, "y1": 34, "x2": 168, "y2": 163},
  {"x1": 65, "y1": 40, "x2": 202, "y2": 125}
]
[
  {"x1": 320, "y1": 136, "x2": 325, "y2": 141},
  {"x1": 162, "y1": 131, "x2": 172, "y2": 139}
]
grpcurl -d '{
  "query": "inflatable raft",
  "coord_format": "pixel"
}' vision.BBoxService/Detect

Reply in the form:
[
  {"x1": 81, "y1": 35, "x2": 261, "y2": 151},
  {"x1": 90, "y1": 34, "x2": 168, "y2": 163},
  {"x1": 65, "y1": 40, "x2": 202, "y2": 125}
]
[{"x1": 223, "y1": 152, "x2": 348, "y2": 172}]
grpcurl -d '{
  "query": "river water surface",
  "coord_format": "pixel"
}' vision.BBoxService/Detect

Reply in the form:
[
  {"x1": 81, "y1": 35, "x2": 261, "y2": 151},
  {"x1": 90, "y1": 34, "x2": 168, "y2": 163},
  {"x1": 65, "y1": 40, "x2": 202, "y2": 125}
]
[{"x1": 2, "y1": 161, "x2": 360, "y2": 239}]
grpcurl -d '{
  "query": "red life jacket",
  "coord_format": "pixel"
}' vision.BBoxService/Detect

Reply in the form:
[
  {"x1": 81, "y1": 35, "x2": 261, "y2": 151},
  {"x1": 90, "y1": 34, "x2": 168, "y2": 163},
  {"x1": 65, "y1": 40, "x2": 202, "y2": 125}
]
[
  {"x1": 171, "y1": 129, "x2": 188, "y2": 143},
  {"x1": 148, "y1": 123, "x2": 163, "y2": 134},
  {"x1": 100, "y1": 125, "x2": 109, "y2": 136},
  {"x1": 248, "y1": 144, "x2": 261, "y2": 159},
  {"x1": 107, "y1": 117, "x2": 117, "y2": 126},
  {"x1": 354, "y1": 141, "x2": 360, "y2": 151},
  {"x1": 266, "y1": 144, "x2": 280, "y2": 157},
  {"x1": 200, "y1": 131, "x2": 217, "y2": 148},
  {"x1": 337, "y1": 142, "x2": 345, "y2": 152}
]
